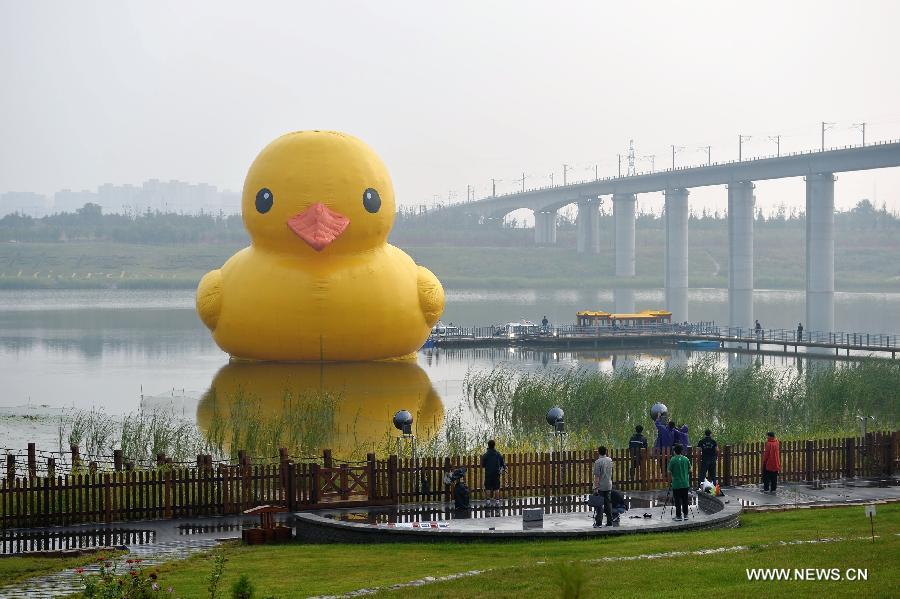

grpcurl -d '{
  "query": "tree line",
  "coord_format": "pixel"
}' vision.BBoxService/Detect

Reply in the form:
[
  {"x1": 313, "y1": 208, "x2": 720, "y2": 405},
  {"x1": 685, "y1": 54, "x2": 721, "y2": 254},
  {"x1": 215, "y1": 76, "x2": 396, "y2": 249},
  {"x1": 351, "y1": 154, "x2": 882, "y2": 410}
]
[{"x1": 0, "y1": 199, "x2": 895, "y2": 245}]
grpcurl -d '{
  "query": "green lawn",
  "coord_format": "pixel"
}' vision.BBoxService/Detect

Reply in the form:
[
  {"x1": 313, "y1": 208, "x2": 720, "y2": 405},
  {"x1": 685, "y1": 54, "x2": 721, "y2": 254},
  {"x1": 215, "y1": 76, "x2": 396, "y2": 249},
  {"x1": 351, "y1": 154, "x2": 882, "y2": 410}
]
[
  {"x1": 127, "y1": 503, "x2": 899, "y2": 598},
  {"x1": 0, "y1": 549, "x2": 123, "y2": 588}
]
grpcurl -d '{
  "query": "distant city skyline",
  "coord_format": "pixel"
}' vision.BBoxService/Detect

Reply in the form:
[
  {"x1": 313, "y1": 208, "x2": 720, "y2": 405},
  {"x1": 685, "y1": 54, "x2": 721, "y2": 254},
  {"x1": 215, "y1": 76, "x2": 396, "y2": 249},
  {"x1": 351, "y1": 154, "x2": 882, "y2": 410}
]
[{"x1": 1, "y1": 179, "x2": 240, "y2": 218}]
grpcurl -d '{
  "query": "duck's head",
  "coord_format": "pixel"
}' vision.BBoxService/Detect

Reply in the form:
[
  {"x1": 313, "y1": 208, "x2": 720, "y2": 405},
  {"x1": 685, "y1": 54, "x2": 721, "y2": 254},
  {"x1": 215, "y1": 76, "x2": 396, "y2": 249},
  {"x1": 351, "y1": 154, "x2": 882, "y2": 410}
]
[{"x1": 242, "y1": 131, "x2": 395, "y2": 255}]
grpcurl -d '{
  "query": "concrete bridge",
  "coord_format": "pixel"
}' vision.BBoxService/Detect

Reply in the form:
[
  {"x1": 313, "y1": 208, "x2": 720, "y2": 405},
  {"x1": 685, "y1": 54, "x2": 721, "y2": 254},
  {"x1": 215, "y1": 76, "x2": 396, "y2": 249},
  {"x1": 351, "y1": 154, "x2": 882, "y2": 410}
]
[{"x1": 437, "y1": 140, "x2": 900, "y2": 333}]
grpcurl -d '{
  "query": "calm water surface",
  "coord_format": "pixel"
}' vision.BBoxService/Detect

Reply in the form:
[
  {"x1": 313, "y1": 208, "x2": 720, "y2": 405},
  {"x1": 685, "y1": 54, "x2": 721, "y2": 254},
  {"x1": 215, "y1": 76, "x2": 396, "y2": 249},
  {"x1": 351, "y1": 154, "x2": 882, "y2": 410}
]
[{"x1": 1, "y1": 288, "x2": 898, "y2": 450}]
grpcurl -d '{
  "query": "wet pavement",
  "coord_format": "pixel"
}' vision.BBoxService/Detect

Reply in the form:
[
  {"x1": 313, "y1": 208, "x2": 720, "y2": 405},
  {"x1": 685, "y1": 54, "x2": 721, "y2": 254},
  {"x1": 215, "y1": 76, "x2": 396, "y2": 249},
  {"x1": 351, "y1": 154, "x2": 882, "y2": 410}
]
[
  {"x1": 297, "y1": 491, "x2": 740, "y2": 540},
  {"x1": 723, "y1": 478, "x2": 900, "y2": 509},
  {"x1": 0, "y1": 515, "x2": 258, "y2": 599}
]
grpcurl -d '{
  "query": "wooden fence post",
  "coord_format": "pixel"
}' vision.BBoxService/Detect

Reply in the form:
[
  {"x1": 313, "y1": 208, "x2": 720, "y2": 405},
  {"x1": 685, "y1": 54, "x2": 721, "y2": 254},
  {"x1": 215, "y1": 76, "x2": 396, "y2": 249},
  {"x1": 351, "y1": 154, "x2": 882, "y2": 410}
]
[
  {"x1": 5, "y1": 453, "x2": 14, "y2": 483},
  {"x1": 164, "y1": 468, "x2": 172, "y2": 519},
  {"x1": 27, "y1": 443, "x2": 36, "y2": 479},
  {"x1": 286, "y1": 462, "x2": 296, "y2": 510},
  {"x1": 339, "y1": 464, "x2": 349, "y2": 500},
  {"x1": 323, "y1": 449, "x2": 333, "y2": 469},
  {"x1": 113, "y1": 450, "x2": 123, "y2": 471},
  {"x1": 279, "y1": 448, "x2": 289, "y2": 494},
  {"x1": 310, "y1": 463, "x2": 320, "y2": 504},
  {"x1": 368, "y1": 453, "x2": 378, "y2": 502},
  {"x1": 844, "y1": 438, "x2": 855, "y2": 479},
  {"x1": 722, "y1": 445, "x2": 732, "y2": 487},
  {"x1": 47, "y1": 457, "x2": 55, "y2": 479},
  {"x1": 387, "y1": 455, "x2": 398, "y2": 502},
  {"x1": 104, "y1": 473, "x2": 112, "y2": 523},
  {"x1": 156, "y1": 453, "x2": 166, "y2": 468},
  {"x1": 442, "y1": 456, "x2": 452, "y2": 503},
  {"x1": 886, "y1": 431, "x2": 898, "y2": 476},
  {"x1": 805, "y1": 440, "x2": 814, "y2": 482}
]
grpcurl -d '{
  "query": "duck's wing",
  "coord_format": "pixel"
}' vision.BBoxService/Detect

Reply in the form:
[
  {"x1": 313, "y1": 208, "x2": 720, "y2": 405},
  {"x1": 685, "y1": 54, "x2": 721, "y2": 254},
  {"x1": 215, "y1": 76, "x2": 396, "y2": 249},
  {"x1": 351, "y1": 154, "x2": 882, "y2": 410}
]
[
  {"x1": 416, "y1": 265, "x2": 444, "y2": 328},
  {"x1": 196, "y1": 269, "x2": 223, "y2": 331}
]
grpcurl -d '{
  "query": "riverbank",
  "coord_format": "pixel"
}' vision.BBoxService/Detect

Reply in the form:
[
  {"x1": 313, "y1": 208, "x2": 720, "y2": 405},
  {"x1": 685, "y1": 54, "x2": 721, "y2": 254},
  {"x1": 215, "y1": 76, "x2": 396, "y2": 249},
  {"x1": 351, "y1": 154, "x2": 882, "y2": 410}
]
[{"x1": 1, "y1": 239, "x2": 898, "y2": 291}]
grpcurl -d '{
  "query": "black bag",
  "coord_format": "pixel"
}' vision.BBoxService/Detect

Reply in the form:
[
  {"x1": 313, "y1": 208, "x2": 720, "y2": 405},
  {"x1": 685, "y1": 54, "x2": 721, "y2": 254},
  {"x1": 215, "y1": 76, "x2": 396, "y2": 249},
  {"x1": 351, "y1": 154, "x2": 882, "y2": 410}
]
[
  {"x1": 453, "y1": 481, "x2": 470, "y2": 510},
  {"x1": 587, "y1": 491, "x2": 606, "y2": 508}
]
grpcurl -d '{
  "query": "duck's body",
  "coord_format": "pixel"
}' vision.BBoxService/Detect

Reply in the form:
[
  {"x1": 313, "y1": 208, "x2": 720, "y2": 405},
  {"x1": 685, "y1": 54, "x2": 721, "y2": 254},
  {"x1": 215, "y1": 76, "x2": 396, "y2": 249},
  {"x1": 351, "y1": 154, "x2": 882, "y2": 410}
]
[
  {"x1": 199, "y1": 244, "x2": 442, "y2": 361},
  {"x1": 196, "y1": 130, "x2": 444, "y2": 361}
]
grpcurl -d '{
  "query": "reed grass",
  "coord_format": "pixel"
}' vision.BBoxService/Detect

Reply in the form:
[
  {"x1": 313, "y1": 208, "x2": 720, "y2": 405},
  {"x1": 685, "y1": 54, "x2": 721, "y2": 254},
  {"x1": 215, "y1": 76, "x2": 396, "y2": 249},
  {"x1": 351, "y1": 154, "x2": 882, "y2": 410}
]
[
  {"x1": 203, "y1": 387, "x2": 339, "y2": 461},
  {"x1": 463, "y1": 357, "x2": 900, "y2": 448}
]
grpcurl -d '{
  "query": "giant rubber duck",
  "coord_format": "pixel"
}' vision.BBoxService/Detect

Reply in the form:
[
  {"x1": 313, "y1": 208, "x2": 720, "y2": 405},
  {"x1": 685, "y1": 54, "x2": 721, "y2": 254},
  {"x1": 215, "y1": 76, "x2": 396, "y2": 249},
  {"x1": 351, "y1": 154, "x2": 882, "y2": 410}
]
[
  {"x1": 196, "y1": 131, "x2": 444, "y2": 361},
  {"x1": 196, "y1": 360, "x2": 445, "y2": 457}
]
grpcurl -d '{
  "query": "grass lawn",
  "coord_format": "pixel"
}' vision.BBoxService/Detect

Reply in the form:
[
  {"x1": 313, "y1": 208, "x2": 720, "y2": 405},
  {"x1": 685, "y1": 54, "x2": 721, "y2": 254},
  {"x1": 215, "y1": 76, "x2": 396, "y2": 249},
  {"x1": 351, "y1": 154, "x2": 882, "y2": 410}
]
[
  {"x1": 135, "y1": 503, "x2": 899, "y2": 598},
  {"x1": 0, "y1": 550, "x2": 123, "y2": 588}
]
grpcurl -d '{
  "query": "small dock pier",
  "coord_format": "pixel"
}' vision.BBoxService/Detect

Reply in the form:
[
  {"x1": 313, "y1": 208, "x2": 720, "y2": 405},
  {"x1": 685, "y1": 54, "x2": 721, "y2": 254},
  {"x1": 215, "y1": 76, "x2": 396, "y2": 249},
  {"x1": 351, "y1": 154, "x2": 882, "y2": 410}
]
[{"x1": 429, "y1": 324, "x2": 900, "y2": 358}]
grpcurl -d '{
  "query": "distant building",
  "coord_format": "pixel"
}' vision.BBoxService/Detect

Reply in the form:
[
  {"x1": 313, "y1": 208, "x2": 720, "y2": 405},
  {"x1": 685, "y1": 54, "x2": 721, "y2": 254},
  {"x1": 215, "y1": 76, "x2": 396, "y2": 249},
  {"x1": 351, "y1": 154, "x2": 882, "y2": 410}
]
[
  {"x1": 0, "y1": 192, "x2": 52, "y2": 217},
  {"x1": 0, "y1": 180, "x2": 244, "y2": 217}
]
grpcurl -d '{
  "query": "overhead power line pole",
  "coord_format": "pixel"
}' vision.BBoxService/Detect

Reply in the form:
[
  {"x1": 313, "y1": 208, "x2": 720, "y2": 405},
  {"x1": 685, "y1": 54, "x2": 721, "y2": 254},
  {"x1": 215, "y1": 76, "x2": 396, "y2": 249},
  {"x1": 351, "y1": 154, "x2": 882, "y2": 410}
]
[
  {"x1": 852, "y1": 122, "x2": 866, "y2": 146},
  {"x1": 768, "y1": 135, "x2": 781, "y2": 157},
  {"x1": 821, "y1": 121, "x2": 836, "y2": 151}
]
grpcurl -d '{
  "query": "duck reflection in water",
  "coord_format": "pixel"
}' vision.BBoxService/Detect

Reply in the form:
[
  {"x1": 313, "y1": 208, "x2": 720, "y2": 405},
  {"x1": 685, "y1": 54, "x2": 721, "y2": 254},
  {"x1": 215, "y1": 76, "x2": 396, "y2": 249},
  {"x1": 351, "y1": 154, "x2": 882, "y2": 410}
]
[{"x1": 196, "y1": 360, "x2": 444, "y2": 459}]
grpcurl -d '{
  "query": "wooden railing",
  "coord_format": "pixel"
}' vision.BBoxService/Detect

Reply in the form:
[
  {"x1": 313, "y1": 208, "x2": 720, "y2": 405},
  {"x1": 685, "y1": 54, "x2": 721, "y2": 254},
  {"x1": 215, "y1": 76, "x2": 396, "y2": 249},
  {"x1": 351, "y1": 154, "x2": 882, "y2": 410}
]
[{"x1": 2, "y1": 431, "x2": 896, "y2": 529}]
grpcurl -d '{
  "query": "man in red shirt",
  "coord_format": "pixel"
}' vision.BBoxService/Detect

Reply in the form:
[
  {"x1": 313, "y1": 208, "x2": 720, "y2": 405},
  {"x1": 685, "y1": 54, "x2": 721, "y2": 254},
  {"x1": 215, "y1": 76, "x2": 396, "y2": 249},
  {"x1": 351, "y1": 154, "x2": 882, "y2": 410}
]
[{"x1": 761, "y1": 431, "x2": 781, "y2": 494}]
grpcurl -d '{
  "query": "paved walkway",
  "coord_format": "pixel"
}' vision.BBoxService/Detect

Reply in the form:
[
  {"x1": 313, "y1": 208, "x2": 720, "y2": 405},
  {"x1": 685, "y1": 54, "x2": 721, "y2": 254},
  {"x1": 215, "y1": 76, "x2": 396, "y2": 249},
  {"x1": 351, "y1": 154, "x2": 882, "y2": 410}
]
[
  {"x1": 722, "y1": 478, "x2": 900, "y2": 509},
  {"x1": 1, "y1": 478, "x2": 896, "y2": 598},
  {"x1": 0, "y1": 516, "x2": 254, "y2": 599}
]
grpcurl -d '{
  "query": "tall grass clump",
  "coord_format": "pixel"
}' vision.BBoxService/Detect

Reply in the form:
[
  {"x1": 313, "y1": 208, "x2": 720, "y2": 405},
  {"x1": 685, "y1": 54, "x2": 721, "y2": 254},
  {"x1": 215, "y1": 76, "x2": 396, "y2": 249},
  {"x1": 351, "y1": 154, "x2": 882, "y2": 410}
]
[
  {"x1": 204, "y1": 387, "x2": 338, "y2": 461},
  {"x1": 59, "y1": 407, "x2": 210, "y2": 466},
  {"x1": 464, "y1": 357, "x2": 900, "y2": 448}
]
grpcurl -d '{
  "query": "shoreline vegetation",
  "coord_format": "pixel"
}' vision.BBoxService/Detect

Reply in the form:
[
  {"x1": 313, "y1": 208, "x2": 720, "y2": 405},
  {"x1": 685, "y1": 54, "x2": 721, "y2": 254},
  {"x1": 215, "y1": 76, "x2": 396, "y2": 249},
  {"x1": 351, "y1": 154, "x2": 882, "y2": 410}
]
[
  {"x1": 1, "y1": 241, "x2": 898, "y2": 292},
  {"x1": 0, "y1": 198, "x2": 897, "y2": 291},
  {"x1": 39, "y1": 358, "x2": 899, "y2": 466}
]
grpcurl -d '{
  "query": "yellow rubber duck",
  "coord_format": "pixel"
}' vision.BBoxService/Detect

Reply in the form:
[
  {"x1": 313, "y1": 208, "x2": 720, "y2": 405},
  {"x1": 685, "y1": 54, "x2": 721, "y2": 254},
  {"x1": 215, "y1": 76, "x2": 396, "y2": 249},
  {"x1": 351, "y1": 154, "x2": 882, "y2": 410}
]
[
  {"x1": 196, "y1": 360, "x2": 445, "y2": 457},
  {"x1": 196, "y1": 131, "x2": 444, "y2": 361}
]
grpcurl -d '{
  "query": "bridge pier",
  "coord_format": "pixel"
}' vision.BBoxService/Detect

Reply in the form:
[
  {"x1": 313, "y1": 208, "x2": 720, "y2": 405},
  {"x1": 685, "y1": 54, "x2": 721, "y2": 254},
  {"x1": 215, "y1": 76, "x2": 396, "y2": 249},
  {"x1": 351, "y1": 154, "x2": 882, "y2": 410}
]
[
  {"x1": 576, "y1": 199, "x2": 601, "y2": 254},
  {"x1": 665, "y1": 187, "x2": 689, "y2": 322},
  {"x1": 806, "y1": 173, "x2": 835, "y2": 333},
  {"x1": 535, "y1": 210, "x2": 557, "y2": 245},
  {"x1": 613, "y1": 193, "x2": 636, "y2": 312},
  {"x1": 728, "y1": 181, "x2": 755, "y2": 328}
]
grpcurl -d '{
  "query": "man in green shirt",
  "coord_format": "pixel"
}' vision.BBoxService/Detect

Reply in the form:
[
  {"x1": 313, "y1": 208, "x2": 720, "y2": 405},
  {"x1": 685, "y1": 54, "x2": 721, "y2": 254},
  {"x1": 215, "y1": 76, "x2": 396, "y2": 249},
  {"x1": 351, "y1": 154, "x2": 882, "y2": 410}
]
[{"x1": 666, "y1": 444, "x2": 691, "y2": 521}]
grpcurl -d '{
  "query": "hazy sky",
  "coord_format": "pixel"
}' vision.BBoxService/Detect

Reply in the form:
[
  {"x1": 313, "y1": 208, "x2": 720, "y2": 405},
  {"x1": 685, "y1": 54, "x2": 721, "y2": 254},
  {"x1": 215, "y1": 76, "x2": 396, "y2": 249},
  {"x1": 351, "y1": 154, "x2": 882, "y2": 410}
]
[{"x1": 2, "y1": 0, "x2": 900, "y2": 216}]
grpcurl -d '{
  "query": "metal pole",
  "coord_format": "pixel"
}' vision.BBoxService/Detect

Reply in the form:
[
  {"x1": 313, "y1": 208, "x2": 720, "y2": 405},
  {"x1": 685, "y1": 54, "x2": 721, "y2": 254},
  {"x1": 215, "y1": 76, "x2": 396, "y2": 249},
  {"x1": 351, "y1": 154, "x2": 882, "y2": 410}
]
[
  {"x1": 618, "y1": 154, "x2": 622, "y2": 177},
  {"x1": 738, "y1": 135, "x2": 742, "y2": 161},
  {"x1": 821, "y1": 121, "x2": 825, "y2": 151},
  {"x1": 705, "y1": 146, "x2": 711, "y2": 165}
]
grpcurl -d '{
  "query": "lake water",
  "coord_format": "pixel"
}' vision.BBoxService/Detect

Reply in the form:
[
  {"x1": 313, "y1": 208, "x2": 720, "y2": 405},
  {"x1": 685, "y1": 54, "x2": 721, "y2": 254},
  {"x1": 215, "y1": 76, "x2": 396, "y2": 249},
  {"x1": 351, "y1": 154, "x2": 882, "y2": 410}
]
[{"x1": 1, "y1": 288, "x2": 898, "y2": 453}]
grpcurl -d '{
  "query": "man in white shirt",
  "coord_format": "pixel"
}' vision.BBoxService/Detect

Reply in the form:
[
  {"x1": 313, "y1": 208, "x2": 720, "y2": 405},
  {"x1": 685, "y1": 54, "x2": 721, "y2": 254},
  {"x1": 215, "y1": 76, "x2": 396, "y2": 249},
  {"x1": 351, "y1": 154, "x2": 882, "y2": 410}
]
[{"x1": 592, "y1": 445, "x2": 614, "y2": 527}]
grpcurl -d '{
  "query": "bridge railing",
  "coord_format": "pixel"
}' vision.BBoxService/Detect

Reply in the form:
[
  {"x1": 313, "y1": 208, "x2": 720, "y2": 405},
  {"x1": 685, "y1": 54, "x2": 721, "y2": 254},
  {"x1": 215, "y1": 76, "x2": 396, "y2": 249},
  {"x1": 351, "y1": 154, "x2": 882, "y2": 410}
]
[{"x1": 430, "y1": 323, "x2": 899, "y2": 350}]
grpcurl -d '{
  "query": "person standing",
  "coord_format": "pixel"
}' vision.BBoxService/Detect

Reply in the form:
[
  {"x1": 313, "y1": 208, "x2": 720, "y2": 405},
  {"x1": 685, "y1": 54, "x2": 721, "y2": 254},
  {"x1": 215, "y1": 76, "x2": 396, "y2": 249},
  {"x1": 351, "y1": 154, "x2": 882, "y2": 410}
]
[
  {"x1": 761, "y1": 431, "x2": 781, "y2": 494},
  {"x1": 755, "y1": 320, "x2": 762, "y2": 336},
  {"x1": 481, "y1": 439, "x2": 505, "y2": 506},
  {"x1": 628, "y1": 425, "x2": 648, "y2": 478},
  {"x1": 667, "y1": 444, "x2": 691, "y2": 521},
  {"x1": 797, "y1": 322, "x2": 804, "y2": 342},
  {"x1": 592, "y1": 446, "x2": 614, "y2": 527},
  {"x1": 697, "y1": 429, "x2": 718, "y2": 484}
]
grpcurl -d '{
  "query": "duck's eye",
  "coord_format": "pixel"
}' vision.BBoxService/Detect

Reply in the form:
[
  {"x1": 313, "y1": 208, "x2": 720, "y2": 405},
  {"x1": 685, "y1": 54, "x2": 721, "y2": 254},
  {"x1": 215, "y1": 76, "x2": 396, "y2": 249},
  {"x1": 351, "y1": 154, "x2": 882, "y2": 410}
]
[
  {"x1": 363, "y1": 188, "x2": 381, "y2": 213},
  {"x1": 255, "y1": 188, "x2": 274, "y2": 214}
]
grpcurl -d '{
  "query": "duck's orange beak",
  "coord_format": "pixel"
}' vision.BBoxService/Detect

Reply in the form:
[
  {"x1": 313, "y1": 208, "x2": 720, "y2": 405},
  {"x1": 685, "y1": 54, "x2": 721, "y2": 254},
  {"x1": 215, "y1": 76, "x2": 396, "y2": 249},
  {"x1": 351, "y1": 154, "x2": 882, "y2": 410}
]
[{"x1": 287, "y1": 203, "x2": 350, "y2": 251}]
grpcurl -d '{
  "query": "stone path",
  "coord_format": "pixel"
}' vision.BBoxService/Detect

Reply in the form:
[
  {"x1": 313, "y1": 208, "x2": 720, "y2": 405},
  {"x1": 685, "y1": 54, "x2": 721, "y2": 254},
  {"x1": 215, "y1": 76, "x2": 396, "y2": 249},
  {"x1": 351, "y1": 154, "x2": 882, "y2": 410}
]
[{"x1": 0, "y1": 516, "x2": 252, "y2": 599}]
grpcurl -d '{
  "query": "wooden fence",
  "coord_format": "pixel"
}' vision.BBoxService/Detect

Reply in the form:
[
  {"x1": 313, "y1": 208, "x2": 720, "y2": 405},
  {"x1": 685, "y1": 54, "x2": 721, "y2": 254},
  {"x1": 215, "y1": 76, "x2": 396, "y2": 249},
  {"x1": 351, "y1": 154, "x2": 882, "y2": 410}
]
[{"x1": 2, "y1": 431, "x2": 896, "y2": 529}]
